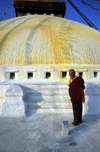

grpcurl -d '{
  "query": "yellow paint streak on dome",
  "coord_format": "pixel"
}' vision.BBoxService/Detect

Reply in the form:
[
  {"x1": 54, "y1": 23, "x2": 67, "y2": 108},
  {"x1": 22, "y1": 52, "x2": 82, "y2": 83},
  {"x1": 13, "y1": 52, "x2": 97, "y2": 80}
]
[{"x1": 0, "y1": 15, "x2": 100, "y2": 66}]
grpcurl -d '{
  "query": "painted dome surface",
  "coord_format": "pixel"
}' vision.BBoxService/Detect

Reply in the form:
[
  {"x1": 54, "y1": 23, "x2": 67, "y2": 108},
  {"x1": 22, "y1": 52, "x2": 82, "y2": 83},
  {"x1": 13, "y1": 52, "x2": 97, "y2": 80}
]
[{"x1": 0, "y1": 15, "x2": 100, "y2": 66}]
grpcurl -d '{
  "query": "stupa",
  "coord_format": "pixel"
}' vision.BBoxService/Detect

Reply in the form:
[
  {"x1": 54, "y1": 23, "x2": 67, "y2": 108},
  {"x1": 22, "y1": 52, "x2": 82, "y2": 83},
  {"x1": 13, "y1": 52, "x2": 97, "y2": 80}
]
[{"x1": 0, "y1": 0, "x2": 100, "y2": 116}]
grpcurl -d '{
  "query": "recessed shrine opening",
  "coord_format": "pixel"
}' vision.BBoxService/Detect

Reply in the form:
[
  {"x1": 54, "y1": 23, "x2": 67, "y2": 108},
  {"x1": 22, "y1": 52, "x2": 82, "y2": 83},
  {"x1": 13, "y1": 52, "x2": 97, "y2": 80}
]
[
  {"x1": 94, "y1": 72, "x2": 98, "y2": 78},
  {"x1": 79, "y1": 72, "x2": 83, "y2": 77},
  {"x1": 10, "y1": 73, "x2": 15, "y2": 79},
  {"x1": 28, "y1": 72, "x2": 33, "y2": 79},
  {"x1": 62, "y1": 71, "x2": 67, "y2": 78},
  {"x1": 46, "y1": 72, "x2": 51, "y2": 79}
]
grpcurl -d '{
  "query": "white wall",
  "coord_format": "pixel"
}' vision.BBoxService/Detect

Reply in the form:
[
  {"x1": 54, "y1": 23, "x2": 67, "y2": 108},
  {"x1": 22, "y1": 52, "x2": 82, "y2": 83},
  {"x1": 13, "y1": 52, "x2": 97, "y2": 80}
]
[
  {"x1": 0, "y1": 65, "x2": 100, "y2": 82},
  {"x1": 0, "y1": 81, "x2": 100, "y2": 115},
  {"x1": 83, "y1": 82, "x2": 100, "y2": 114}
]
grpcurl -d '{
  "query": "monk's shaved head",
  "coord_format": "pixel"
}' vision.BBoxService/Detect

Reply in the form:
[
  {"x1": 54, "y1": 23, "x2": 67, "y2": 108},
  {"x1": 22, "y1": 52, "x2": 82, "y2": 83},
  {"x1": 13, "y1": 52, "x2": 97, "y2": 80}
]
[{"x1": 69, "y1": 69, "x2": 75, "y2": 75}]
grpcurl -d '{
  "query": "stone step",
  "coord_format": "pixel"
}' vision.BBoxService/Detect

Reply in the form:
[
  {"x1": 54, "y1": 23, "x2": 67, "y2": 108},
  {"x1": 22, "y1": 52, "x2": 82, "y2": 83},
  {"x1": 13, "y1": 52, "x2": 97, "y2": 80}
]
[
  {"x1": 26, "y1": 102, "x2": 72, "y2": 108},
  {"x1": 25, "y1": 90, "x2": 69, "y2": 95},
  {"x1": 22, "y1": 83, "x2": 71, "y2": 115},
  {"x1": 24, "y1": 95, "x2": 70, "y2": 102},
  {"x1": 26, "y1": 108, "x2": 73, "y2": 115},
  {"x1": 23, "y1": 84, "x2": 68, "y2": 91}
]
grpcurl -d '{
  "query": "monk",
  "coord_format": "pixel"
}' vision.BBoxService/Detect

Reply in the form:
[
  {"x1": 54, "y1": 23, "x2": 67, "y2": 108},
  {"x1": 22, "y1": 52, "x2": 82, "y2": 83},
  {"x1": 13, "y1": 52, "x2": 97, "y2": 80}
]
[{"x1": 68, "y1": 69, "x2": 85, "y2": 126}]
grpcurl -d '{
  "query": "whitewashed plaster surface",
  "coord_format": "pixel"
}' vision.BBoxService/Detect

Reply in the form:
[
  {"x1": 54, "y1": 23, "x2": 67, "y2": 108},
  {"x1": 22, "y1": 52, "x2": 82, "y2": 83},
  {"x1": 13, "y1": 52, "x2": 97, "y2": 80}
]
[
  {"x1": 0, "y1": 15, "x2": 100, "y2": 66},
  {"x1": 0, "y1": 81, "x2": 100, "y2": 116},
  {"x1": 84, "y1": 82, "x2": 100, "y2": 114},
  {"x1": 0, "y1": 65, "x2": 100, "y2": 83},
  {"x1": 0, "y1": 15, "x2": 100, "y2": 116},
  {"x1": 2, "y1": 84, "x2": 25, "y2": 117}
]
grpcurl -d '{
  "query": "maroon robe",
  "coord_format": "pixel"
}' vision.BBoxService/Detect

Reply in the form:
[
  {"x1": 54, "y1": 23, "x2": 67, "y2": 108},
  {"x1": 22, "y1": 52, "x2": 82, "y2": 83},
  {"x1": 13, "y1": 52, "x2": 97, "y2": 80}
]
[
  {"x1": 69, "y1": 76, "x2": 84, "y2": 103},
  {"x1": 69, "y1": 76, "x2": 85, "y2": 123}
]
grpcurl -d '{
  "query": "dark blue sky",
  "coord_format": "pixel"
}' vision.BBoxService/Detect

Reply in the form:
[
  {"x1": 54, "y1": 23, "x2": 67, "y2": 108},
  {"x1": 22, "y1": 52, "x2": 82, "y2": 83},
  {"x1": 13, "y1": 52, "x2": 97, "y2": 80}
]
[{"x1": 0, "y1": 0, "x2": 100, "y2": 31}]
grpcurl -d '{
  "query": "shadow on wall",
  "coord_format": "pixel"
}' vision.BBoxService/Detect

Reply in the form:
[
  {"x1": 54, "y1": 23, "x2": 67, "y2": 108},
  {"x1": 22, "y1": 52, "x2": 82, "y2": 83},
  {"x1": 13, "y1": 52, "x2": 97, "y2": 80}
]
[
  {"x1": 84, "y1": 82, "x2": 100, "y2": 115},
  {"x1": 1, "y1": 84, "x2": 44, "y2": 117},
  {"x1": 21, "y1": 85, "x2": 44, "y2": 117}
]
